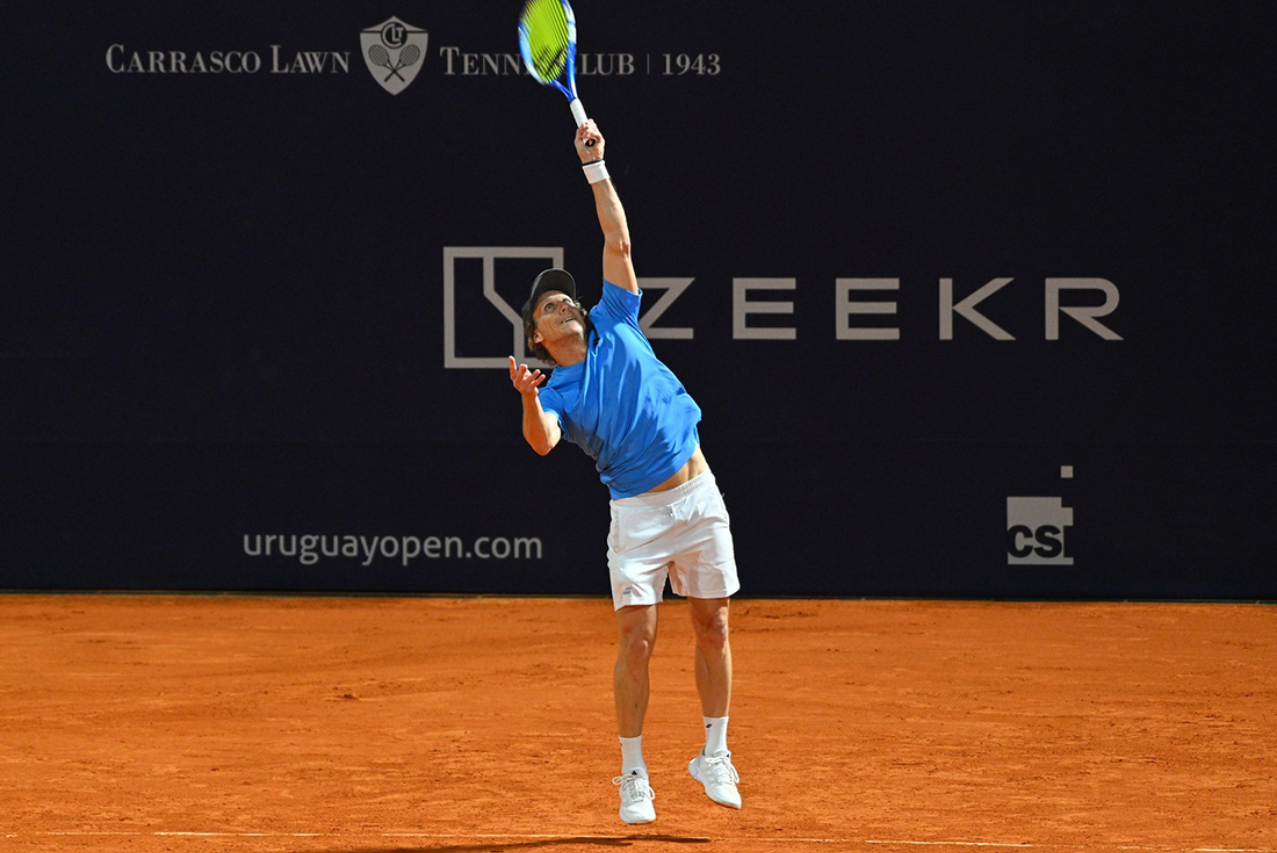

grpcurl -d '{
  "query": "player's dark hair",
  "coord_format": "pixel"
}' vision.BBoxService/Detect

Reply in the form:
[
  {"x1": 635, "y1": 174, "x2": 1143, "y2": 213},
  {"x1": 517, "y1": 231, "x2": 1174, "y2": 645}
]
[{"x1": 525, "y1": 300, "x2": 589, "y2": 366}]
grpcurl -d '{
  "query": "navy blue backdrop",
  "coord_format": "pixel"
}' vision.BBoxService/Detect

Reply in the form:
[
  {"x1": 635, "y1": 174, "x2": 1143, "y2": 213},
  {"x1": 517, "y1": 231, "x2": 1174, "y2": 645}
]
[{"x1": 4, "y1": 2, "x2": 1273, "y2": 597}]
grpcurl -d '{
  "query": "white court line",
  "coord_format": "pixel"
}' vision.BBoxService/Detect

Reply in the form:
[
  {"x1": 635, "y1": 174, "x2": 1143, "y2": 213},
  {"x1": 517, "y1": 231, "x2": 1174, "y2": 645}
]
[{"x1": 1, "y1": 831, "x2": 1271, "y2": 852}]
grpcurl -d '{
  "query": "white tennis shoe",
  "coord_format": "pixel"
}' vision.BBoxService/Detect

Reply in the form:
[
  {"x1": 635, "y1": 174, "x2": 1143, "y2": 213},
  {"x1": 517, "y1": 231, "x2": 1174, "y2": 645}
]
[
  {"x1": 688, "y1": 752, "x2": 742, "y2": 809},
  {"x1": 613, "y1": 769, "x2": 656, "y2": 824}
]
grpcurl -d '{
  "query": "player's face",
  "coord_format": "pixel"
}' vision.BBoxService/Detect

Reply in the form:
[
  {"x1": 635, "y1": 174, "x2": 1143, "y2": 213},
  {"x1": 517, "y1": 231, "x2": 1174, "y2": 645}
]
[{"x1": 532, "y1": 291, "x2": 585, "y2": 346}]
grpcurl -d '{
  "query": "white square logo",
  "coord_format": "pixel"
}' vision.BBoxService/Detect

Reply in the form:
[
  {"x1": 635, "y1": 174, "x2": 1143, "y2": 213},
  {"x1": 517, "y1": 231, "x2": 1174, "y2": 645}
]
[
  {"x1": 1007, "y1": 496, "x2": 1073, "y2": 565},
  {"x1": 442, "y1": 246, "x2": 565, "y2": 369}
]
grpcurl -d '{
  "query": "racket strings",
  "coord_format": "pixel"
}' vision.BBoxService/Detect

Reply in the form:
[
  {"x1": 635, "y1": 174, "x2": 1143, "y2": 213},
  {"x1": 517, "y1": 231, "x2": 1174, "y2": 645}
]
[
  {"x1": 535, "y1": 46, "x2": 567, "y2": 79},
  {"x1": 520, "y1": 0, "x2": 571, "y2": 82}
]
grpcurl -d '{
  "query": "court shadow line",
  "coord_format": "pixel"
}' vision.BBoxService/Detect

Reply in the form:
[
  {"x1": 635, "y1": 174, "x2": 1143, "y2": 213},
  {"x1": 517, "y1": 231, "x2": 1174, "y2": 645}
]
[{"x1": 319, "y1": 835, "x2": 711, "y2": 853}]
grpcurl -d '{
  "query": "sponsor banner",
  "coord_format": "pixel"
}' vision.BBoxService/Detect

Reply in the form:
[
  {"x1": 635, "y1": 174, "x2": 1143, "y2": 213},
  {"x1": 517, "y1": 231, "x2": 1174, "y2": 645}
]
[
  {"x1": 4, "y1": 2, "x2": 1273, "y2": 597},
  {"x1": 2, "y1": 441, "x2": 1274, "y2": 599}
]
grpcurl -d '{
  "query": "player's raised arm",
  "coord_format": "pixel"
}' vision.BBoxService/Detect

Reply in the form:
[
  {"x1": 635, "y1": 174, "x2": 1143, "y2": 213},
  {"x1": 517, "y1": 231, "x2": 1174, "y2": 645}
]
[
  {"x1": 508, "y1": 356, "x2": 561, "y2": 455},
  {"x1": 576, "y1": 121, "x2": 638, "y2": 294}
]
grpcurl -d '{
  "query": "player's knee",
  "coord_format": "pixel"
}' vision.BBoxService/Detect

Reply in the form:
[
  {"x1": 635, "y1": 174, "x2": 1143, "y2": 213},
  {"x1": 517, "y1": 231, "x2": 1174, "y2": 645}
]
[
  {"x1": 618, "y1": 631, "x2": 655, "y2": 667},
  {"x1": 693, "y1": 610, "x2": 729, "y2": 651},
  {"x1": 617, "y1": 614, "x2": 656, "y2": 662}
]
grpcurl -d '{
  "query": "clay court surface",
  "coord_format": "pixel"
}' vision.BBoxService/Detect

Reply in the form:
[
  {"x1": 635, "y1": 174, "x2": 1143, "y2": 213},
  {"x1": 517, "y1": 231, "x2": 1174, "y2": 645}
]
[{"x1": 1, "y1": 595, "x2": 1273, "y2": 853}]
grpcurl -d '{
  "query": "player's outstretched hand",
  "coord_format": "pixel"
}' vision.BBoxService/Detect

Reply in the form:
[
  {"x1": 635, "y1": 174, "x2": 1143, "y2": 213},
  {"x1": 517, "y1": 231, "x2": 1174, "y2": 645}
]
[
  {"x1": 575, "y1": 119, "x2": 605, "y2": 163},
  {"x1": 508, "y1": 355, "x2": 546, "y2": 398}
]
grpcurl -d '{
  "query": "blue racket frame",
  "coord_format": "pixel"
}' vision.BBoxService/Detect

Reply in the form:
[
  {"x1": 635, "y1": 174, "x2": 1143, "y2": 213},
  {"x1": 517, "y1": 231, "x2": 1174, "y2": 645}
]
[{"x1": 518, "y1": 0, "x2": 589, "y2": 131}]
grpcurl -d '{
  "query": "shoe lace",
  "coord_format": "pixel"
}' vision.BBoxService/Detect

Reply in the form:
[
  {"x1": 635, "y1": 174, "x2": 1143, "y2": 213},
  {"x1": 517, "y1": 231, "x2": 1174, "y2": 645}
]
[
  {"x1": 612, "y1": 773, "x2": 656, "y2": 803},
  {"x1": 702, "y1": 755, "x2": 740, "y2": 786}
]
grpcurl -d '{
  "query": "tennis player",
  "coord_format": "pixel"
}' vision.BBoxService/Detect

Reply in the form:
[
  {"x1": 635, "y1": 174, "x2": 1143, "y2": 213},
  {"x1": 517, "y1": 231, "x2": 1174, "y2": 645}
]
[{"x1": 507, "y1": 119, "x2": 742, "y2": 824}]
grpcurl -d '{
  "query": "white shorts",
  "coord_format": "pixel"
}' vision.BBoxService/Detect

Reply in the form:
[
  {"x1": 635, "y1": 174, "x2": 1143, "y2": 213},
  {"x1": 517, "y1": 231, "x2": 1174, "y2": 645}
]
[{"x1": 607, "y1": 471, "x2": 740, "y2": 610}]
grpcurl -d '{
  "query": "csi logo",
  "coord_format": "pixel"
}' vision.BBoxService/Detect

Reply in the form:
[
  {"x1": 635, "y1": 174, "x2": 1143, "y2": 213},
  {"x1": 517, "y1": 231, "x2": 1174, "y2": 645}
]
[
  {"x1": 360, "y1": 16, "x2": 428, "y2": 95},
  {"x1": 1007, "y1": 495, "x2": 1073, "y2": 566}
]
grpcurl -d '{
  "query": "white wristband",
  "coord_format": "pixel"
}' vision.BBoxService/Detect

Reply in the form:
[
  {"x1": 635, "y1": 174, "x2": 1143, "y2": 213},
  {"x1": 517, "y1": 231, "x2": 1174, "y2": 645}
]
[{"x1": 583, "y1": 159, "x2": 610, "y2": 184}]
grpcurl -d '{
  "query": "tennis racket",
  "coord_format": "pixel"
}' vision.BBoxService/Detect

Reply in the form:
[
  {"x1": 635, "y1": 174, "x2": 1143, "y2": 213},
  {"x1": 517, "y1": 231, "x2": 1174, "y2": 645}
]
[{"x1": 518, "y1": 0, "x2": 595, "y2": 147}]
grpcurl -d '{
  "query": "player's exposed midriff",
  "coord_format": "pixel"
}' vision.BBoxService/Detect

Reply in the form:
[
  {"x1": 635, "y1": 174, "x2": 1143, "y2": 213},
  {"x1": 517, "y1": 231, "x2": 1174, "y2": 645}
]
[{"x1": 647, "y1": 445, "x2": 709, "y2": 494}]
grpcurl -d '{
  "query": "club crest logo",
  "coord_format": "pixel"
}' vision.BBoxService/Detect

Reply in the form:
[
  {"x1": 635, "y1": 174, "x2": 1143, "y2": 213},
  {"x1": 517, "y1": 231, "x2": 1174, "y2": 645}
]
[{"x1": 360, "y1": 17, "x2": 428, "y2": 95}]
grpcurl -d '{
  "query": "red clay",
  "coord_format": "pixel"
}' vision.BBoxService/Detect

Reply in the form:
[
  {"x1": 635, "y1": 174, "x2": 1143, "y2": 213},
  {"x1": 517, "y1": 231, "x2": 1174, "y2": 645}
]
[{"x1": 1, "y1": 595, "x2": 1273, "y2": 852}]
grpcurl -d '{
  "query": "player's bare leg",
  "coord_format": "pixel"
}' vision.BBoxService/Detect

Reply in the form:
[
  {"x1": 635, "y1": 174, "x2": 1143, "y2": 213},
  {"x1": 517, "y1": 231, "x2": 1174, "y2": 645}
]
[
  {"x1": 688, "y1": 596, "x2": 741, "y2": 809},
  {"x1": 689, "y1": 596, "x2": 732, "y2": 717},
  {"x1": 613, "y1": 603, "x2": 658, "y2": 823},
  {"x1": 614, "y1": 603, "x2": 658, "y2": 736}
]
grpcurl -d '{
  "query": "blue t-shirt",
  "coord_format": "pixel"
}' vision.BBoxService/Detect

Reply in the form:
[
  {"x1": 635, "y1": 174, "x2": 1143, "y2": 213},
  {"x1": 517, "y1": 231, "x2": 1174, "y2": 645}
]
[{"x1": 538, "y1": 281, "x2": 702, "y2": 499}]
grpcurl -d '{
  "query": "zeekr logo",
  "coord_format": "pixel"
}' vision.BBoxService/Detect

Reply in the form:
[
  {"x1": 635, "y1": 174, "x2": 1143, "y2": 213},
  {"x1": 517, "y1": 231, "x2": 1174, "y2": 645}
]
[
  {"x1": 1007, "y1": 466, "x2": 1074, "y2": 565},
  {"x1": 361, "y1": 17, "x2": 428, "y2": 95}
]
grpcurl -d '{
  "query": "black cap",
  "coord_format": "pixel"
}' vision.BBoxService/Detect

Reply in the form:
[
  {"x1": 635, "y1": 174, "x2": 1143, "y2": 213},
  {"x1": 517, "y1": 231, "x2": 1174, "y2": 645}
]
[{"x1": 521, "y1": 268, "x2": 577, "y2": 330}]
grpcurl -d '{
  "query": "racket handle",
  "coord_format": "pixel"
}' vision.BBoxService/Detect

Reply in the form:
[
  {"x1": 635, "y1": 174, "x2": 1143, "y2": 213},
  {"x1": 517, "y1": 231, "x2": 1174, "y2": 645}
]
[{"x1": 569, "y1": 99, "x2": 596, "y2": 147}]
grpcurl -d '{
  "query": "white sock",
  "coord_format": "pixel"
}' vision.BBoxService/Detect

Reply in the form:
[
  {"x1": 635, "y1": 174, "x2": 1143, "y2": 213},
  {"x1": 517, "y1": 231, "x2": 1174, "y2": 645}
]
[
  {"x1": 619, "y1": 735, "x2": 647, "y2": 776},
  {"x1": 703, "y1": 715, "x2": 729, "y2": 757}
]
